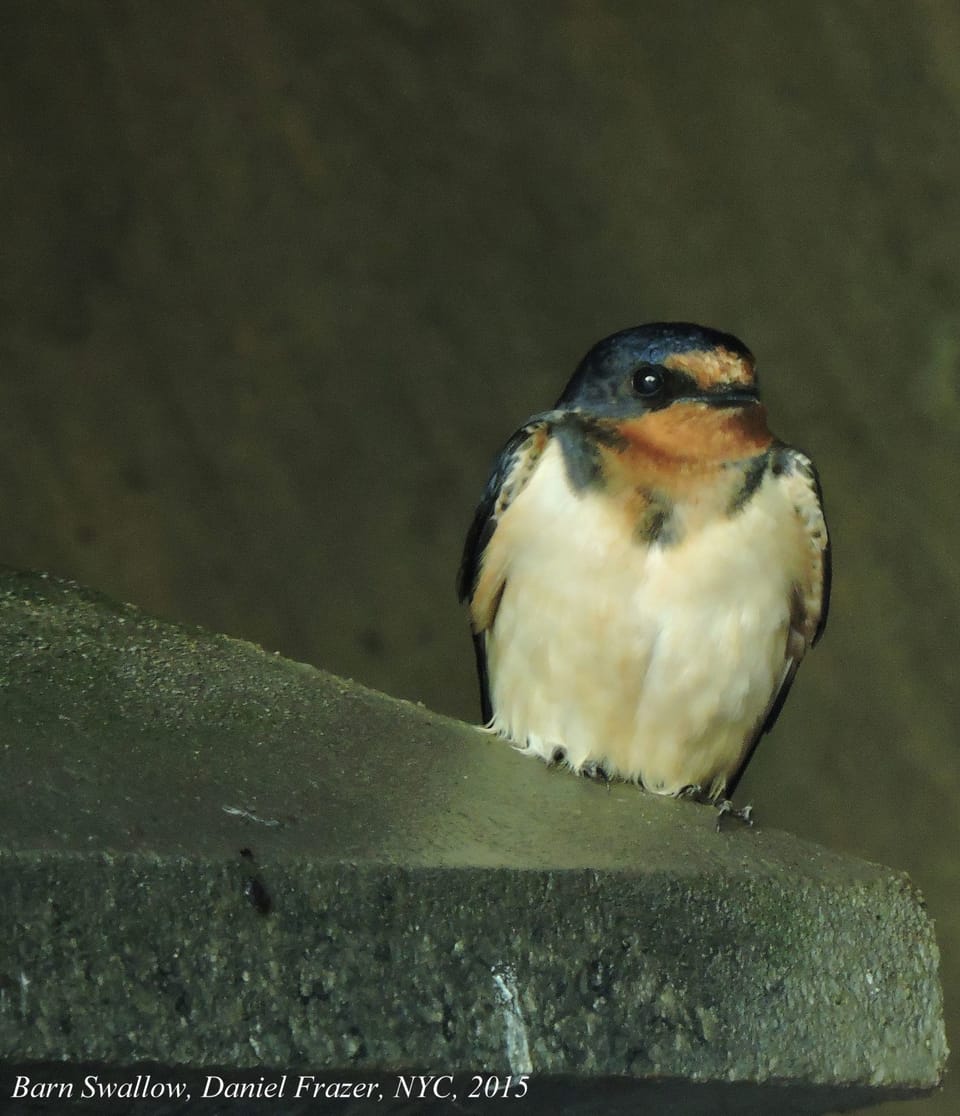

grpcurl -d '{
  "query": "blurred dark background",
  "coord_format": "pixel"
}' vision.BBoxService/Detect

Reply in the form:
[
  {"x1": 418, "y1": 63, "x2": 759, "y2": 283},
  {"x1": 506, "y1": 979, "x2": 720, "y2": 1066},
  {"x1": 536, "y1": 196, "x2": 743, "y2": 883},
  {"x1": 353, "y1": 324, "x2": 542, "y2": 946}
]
[{"x1": 1, "y1": 2, "x2": 956, "y2": 1111}]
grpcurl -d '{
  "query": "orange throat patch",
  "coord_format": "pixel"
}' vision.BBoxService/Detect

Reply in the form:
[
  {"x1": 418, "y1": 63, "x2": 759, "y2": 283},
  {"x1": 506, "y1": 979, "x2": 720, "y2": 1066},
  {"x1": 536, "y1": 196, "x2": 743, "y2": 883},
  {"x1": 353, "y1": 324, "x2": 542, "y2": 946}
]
[{"x1": 610, "y1": 402, "x2": 773, "y2": 477}]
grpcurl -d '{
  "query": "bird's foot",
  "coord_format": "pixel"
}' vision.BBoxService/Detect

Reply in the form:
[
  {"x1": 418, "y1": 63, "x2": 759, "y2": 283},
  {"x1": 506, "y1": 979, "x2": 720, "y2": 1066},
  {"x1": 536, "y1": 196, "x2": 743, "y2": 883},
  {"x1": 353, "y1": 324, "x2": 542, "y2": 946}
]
[
  {"x1": 677, "y1": 783, "x2": 704, "y2": 801},
  {"x1": 579, "y1": 759, "x2": 612, "y2": 786},
  {"x1": 714, "y1": 798, "x2": 754, "y2": 832}
]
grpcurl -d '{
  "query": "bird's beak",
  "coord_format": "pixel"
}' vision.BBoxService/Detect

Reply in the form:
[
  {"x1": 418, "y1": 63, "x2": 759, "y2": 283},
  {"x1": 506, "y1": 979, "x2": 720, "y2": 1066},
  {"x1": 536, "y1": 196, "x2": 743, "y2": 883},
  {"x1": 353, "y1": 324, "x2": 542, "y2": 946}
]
[{"x1": 700, "y1": 386, "x2": 761, "y2": 409}]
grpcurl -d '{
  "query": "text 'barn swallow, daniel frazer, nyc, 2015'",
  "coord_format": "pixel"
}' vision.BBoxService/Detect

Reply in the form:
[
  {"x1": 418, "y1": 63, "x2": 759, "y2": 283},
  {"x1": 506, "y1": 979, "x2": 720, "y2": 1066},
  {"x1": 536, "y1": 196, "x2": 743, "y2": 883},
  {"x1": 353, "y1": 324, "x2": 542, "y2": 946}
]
[{"x1": 458, "y1": 322, "x2": 830, "y2": 823}]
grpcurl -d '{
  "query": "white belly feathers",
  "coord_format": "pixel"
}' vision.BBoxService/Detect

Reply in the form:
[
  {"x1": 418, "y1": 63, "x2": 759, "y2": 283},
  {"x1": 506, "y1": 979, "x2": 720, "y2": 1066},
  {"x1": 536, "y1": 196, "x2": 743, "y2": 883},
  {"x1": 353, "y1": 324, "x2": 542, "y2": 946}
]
[{"x1": 483, "y1": 440, "x2": 803, "y2": 797}]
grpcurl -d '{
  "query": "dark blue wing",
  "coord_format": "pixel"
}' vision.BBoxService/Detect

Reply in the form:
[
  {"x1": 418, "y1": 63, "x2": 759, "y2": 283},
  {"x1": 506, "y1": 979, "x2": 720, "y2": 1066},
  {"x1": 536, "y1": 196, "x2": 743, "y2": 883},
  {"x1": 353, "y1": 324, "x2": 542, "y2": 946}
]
[{"x1": 457, "y1": 413, "x2": 557, "y2": 722}]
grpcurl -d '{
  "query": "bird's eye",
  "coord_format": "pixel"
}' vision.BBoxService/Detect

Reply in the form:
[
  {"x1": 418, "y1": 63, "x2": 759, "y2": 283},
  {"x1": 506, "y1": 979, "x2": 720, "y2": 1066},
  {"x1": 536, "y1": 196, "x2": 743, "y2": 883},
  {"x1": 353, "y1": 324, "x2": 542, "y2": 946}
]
[{"x1": 632, "y1": 365, "x2": 664, "y2": 397}]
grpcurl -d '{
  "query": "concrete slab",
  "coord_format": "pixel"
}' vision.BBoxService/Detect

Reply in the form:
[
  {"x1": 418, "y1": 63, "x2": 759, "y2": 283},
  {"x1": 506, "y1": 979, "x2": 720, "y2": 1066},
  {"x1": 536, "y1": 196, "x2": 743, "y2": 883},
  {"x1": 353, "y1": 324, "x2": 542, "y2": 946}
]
[{"x1": 0, "y1": 569, "x2": 947, "y2": 1113}]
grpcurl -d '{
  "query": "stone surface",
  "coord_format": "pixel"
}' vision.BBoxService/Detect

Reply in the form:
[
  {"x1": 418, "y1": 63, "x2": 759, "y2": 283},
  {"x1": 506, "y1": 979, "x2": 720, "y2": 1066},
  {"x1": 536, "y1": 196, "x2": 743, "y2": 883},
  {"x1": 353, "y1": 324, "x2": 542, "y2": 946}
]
[{"x1": 0, "y1": 570, "x2": 947, "y2": 1114}]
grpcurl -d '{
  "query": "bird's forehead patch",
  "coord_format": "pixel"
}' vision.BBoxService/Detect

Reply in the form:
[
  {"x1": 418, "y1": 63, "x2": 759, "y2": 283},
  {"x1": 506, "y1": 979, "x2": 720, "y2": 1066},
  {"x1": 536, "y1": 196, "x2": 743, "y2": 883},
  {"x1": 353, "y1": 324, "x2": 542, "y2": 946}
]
[{"x1": 663, "y1": 347, "x2": 755, "y2": 390}]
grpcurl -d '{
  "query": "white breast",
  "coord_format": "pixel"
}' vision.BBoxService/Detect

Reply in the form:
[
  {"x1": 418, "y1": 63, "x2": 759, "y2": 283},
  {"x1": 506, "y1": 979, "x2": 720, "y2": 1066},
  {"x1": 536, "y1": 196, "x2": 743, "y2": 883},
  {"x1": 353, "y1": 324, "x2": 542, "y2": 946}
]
[{"x1": 484, "y1": 440, "x2": 806, "y2": 797}]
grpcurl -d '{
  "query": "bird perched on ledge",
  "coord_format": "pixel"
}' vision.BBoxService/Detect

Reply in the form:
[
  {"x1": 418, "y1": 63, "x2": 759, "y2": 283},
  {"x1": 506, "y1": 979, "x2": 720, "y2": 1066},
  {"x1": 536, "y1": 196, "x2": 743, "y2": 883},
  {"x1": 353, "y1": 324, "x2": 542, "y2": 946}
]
[{"x1": 457, "y1": 322, "x2": 830, "y2": 817}]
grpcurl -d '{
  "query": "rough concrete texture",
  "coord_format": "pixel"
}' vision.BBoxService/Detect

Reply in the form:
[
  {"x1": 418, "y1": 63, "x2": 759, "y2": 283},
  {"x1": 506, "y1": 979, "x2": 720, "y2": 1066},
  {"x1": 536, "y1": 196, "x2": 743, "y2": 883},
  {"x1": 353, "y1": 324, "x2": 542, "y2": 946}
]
[{"x1": 0, "y1": 570, "x2": 947, "y2": 1115}]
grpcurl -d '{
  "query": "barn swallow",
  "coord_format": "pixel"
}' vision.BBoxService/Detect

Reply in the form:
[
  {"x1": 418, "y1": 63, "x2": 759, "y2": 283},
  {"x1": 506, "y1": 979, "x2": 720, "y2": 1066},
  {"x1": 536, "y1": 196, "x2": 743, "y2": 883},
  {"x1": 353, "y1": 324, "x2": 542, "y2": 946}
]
[{"x1": 458, "y1": 322, "x2": 830, "y2": 816}]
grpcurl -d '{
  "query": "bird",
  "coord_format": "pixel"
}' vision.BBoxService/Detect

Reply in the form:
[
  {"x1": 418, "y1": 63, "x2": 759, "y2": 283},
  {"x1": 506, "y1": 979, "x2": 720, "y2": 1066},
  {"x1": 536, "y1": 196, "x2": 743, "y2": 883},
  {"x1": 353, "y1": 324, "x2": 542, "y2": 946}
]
[{"x1": 457, "y1": 322, "x2": 830, "y2": 816}]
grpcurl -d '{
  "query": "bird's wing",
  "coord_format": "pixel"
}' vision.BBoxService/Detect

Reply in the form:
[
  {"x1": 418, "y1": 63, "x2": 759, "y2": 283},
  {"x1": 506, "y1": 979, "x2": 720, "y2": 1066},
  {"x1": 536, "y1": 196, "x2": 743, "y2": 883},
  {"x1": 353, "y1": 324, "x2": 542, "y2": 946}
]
[
  {"x1": 726, "y1": 447, "x2": 831, "y2": 796},
  {"x1": 457, "y1": 413, "x2": 557, "y2": 723}
]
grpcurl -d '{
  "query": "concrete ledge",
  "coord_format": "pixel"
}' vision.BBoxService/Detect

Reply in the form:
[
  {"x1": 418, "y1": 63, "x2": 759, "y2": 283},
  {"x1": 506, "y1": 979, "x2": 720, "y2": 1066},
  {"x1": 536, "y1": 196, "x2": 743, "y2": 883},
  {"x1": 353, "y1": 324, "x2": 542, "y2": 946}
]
[{"x1": 0, "y1": 569, "x2": 947, "y2": 1113}]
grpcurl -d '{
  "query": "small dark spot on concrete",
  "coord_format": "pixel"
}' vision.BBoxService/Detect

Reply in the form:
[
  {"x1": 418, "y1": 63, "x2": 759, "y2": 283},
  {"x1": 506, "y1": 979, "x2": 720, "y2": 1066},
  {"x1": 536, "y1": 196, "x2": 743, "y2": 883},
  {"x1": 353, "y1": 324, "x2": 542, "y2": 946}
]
[
  {"x1": 239, "y1": 847, "x2": 254, "y2": 860},
  {"x1": 442, "y1": 1001, "x2": 456, "y2": 1041},
  {"x1": 299, "y1": 979, "x2": 330, "y2": 1005},
  {"x1": 347, "y1": 1026, "x2": 368, "y2": 1062},
  {"x1": 586, "y1": 957, "x2": 614, "y2": 998},
  {"x1": 373, "y1": 941, "x2": 391, "y2": 963},
  {"x1": 244, "y1": 875, "x2": 272, "y2": 915}
]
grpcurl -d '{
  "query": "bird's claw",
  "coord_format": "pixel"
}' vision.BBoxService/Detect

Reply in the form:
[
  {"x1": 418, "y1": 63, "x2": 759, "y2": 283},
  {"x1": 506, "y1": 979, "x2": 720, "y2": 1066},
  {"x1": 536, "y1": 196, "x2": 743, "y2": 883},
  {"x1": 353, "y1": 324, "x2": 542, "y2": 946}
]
[
  {"x1": 580, "y1": 759, "x2": 611, "y2": 786},
  {"x1": 714, "y1": 799, "x2": 754, "y2": 832},
  {"x1": 678, "y1": 783, "x2": 704, "y2": 801}
]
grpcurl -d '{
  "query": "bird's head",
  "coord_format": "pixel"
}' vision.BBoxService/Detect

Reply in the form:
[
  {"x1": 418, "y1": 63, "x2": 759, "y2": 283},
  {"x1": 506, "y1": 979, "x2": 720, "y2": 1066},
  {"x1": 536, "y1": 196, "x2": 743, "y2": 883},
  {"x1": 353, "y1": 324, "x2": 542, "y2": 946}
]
[{"x1": 556, "y1": 322, "x2": 761, "y2": 417}]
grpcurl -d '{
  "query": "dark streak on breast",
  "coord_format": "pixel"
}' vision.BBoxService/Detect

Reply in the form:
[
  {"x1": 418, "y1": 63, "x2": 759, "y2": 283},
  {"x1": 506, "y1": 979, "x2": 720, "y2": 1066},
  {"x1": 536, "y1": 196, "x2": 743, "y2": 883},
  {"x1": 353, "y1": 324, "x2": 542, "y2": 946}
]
[
  {"x1": 634, "y1": 492, "x2": 680, "y2": 546},
  {"x1": 727, "y1": 451, "x2": 770, "y2": 515}
]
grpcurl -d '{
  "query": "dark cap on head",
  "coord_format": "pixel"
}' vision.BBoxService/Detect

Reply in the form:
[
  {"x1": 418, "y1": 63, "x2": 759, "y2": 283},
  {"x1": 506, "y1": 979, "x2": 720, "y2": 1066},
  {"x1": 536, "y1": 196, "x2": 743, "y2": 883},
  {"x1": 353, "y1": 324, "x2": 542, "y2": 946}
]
[{"x1": 557, "y1": 322, "x2": 755, "y2": 410}]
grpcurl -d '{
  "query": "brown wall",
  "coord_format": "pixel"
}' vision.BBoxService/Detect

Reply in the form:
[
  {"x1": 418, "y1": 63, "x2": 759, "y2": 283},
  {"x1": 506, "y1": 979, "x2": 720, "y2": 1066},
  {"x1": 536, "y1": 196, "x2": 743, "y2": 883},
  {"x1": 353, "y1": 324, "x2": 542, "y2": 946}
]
[{"x1": 2, "y1": 3, "x2": 958, "y2": 1110}]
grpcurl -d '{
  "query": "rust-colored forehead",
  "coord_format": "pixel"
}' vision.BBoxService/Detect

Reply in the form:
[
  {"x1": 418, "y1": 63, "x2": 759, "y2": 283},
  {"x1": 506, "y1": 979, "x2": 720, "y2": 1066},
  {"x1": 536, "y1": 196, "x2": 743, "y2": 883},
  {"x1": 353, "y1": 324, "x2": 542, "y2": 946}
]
[{"x1": 663, "y1": 347, "x2": 756, "y2": 389}]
